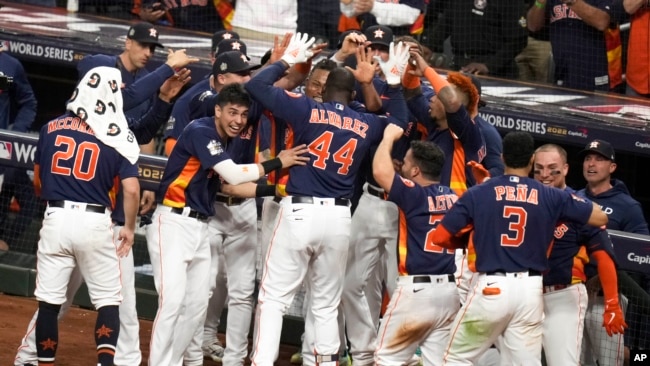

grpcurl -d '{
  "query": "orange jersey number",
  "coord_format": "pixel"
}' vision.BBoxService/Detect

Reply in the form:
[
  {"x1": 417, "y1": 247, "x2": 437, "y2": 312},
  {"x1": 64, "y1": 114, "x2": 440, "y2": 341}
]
[{"x1": 51, "y1": 135, "x2": 100, "y2": 181}]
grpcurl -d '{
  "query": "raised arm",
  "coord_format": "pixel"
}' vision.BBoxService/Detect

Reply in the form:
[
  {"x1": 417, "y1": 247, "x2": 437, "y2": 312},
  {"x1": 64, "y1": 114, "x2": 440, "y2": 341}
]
[{"x1": 373, "y1": 123, "x2": 405, "y2": 192}]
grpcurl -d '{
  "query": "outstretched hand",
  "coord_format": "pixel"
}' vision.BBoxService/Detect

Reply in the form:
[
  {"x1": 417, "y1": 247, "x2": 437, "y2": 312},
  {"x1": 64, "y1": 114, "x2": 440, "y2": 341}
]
[
  {"x1": 376, "y1": 42, "x2": 410, "y2": 86},
  {"x1": 278, "y1": 144, "x2": 310, "y2": 168},
  {"x1": 269, "y1": 32, "x2": 293, "y2": 64},
  {"x1": 165, "y1": 48, "x2": 200, "y2": 69},
  {"x1": 345, "y1": 45, "x2": 377, "y2": 85},
  {"x1": 159, "y1": 68, "x2": 191, "y2": 102},
  {"x1": 281, "y1": 33, "x2": 316, "y2": 67},
  {"x1": 467, "y1": 161, "x2": 490, "y2": 184}
]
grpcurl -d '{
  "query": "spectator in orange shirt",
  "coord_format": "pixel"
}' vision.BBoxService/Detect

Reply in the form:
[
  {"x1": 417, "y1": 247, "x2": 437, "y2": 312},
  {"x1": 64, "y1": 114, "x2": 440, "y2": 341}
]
[{"x1": 624, "y1": 0, "x2": 650, "y2": 97}]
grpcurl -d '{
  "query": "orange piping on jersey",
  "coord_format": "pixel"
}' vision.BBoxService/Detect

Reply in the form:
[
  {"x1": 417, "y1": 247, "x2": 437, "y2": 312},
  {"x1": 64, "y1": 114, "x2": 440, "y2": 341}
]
[
  {"x1": 416, "y1": 122, "x2": 428, "y2": 141},
  {"x1": 376, "y1": 286, "x2": 403, "y2": 350},
  {"x1": 164, "y1": 138, "x2": 177, "y2": 157},
  {"x1": 108, "y1": 176, "x2": 120, "y2": 210},
  {"x1": 571, "y1": 246, "x2": 589, "y2": 284},
  {"x1": 449, "y1": 139, "x2": 468, "y2": 196},
  {"x1": 626, "y1": 8, "x2": 650, "y2": 94},
  {"x1": 162, "y1": 157, "x2": 201, "y2": 207},
  {"x1": 466, "y1": 231, "x2": 477, "y2": 273},
  {"x1": 275, "y1": 126, "x2": 294, "y2": 197},
  {"x1": 397, "y1": 210, "x2": 408, "y2": 275},
  {"x1": 33, "y1": 164, "x2": 42, "y2": 197}
]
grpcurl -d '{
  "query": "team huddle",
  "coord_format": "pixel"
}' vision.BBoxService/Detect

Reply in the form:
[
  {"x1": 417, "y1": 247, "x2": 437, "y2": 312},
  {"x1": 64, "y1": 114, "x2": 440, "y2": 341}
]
[{"x1": 14, "y1": 24, "x2": 631, "y2": 366}]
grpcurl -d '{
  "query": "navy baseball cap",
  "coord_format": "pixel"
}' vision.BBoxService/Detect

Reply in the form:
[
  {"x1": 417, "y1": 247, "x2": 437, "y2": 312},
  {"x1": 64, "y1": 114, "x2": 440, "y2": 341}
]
[
  {"x1": 579, "y1": 139, "x2": 616, "y2": 162},
  {"x1": 211, "y1": 30, "x2": 240, "y2": 52},
  {"x1": 215, "y1": 39, "x2": 249, "y2": 60},
  {"x1": 213, "y1": 51, "x2": 261, "y2": 75},
  {"x1": 127, "y1": 22, "x2": 163, "y2": 48},
  {"x1": 364, "y1": 25, "x2": 393, "y2": 48}
]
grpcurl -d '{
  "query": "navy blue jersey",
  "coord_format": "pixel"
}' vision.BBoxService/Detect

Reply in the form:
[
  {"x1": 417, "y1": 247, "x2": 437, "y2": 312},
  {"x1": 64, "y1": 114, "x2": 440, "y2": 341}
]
[
  {"x1": 408, "y1": 92, "x2": 486, "y2": 194},
  {"x1": 545, "y1": 186, "x2": 616, "y2": 286},
  {"x1": 77, "y1": 54, "x2": 174, "y2": 119},
  {"x1": 158, "y1": 117, "x2": 233, "y2": 216},
  {"x1": 163, "y1": 77, "x2": 213, "y2": 141},
  {"x1": 547, "y1": 0, "x2": 613, "y2": 91},
  {"x1": 35, "y1": 111, "x2": 138, "y2": 208},
  {"x1": 0, "y1": 51, "x2": 36, "y2": 132},
  {"x1": 389, "y1": 175, "x2": 457, "y2": 276},
  {"x1": 246, "y1": 62, "x2": 408, "y2": 199},
  {"x1": 578, "y1": 179, "x2": 650, "y2": 235},
  {"x1": 440, "y1": 175, "x2": 594, "y2": 273}
]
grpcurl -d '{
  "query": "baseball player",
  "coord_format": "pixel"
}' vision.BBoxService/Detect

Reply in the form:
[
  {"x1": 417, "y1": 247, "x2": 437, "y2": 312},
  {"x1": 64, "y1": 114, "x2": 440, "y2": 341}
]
[
  {"x1": 244, "y1": 33, "x2": 409, "y2": 366},
  {"x1": 532, "y1": 143, "x2": 625, "y2": 366},
  {"x1": 144, "y1": 83, "x2": 308, "y2": 366},
  {"x1": 29, "y1": 66, "x2": 141, "y2": 366},
  {"x1": 430, "y1": 131, "x2": 608, "y2": 365},
  {"x1": 14, "y1": 68, "x2": 191, "y2": 366},
  {"x1": 372, "y1": 123, "x2": 460, "y2": 366}
]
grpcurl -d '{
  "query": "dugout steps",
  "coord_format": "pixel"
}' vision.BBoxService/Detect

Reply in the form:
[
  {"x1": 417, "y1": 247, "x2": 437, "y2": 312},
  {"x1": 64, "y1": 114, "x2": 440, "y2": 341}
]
[{"x1": 0, "y1": 248, "x2": 304, "y2": 346}]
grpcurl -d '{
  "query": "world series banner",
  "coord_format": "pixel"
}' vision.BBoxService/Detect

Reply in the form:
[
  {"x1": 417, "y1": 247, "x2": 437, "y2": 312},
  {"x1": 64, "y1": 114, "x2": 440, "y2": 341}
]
[{"x1": 1, "y1": 129, "x2": 648, "y2": 275}]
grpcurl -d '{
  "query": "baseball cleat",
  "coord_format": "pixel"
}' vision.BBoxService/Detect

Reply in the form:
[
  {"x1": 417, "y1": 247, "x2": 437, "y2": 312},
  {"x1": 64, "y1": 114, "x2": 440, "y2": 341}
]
[{"x1": 202, "y1": 341, "x2": 225, "y2": 363}]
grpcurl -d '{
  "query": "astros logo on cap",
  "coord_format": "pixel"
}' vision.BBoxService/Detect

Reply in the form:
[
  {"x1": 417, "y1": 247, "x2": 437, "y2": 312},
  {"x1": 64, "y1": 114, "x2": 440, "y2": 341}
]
[{"x1": 374, "y1": 29, "x2": 385, "y2": 38}]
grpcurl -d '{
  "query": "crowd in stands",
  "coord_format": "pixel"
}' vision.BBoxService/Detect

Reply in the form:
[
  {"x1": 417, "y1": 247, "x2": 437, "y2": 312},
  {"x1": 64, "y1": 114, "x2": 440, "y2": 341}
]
[{"x1": 4, "y1": 0, "x2": 649, "y2": 96}]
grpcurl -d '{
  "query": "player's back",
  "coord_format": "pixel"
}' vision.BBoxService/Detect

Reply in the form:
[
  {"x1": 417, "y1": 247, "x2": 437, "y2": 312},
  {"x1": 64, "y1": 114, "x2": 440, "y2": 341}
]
[
  {"x1": 285, "y1": 101, "x2": 386, "y2": 199},
  {"x1": 391, "y1": 181, "x2": 458, "y2": 276},
  {"x1": 36, "y1": 112, "x2": 131, "y2": 208},
  {"x1": 456, "y1": 174, "x2": 592, "y2": 273}
]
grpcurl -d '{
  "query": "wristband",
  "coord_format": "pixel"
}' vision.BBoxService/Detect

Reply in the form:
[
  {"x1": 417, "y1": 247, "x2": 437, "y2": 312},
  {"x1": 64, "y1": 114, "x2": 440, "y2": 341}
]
[
  {"x1": 534, "y1": 0, "x2": 545, "y2": 8},
  {"x1": 255, "y1": 184, "x2": 277, "y2": 197},
  {"x1": 261, "y1": 158, "x2": 282, "y2": 174}
]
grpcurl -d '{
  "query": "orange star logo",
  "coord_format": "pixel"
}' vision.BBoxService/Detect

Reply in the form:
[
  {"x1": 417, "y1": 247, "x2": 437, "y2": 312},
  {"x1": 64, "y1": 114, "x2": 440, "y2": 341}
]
[
  {"x1": 374, "y1": 29, "x2": 385, "y2": 39},
  {"x1": 231, "y1": 41, "x2": 241, "y2": 50},
  {"x1": 40, "y1": 338, "x2": 57, "y2": 351},
  {"x1": 96, "y1": 325, "x2": 113, "y2": 338}
]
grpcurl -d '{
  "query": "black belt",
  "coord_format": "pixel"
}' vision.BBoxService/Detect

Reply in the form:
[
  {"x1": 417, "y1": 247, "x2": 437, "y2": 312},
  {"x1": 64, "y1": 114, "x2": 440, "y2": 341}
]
[
  {"x1": 275, "y1": 196, "x2": 350, "y2": 206},
  {"x1": 366, "y1": 185, "x2": 385, "y2": 199},
  {"x1": 215, "y1": 195, "x2": 245, "y2": 206},
  {"x1": 413, "y1": 274, "x2": 455, "y2": 283},
  {"x1": 169, "y1": 207, "x2": 209, "y2": 222},
  {"x1": 486, "y1": 270, "x2": 542, "y2": 277},
  {"x1": 48, "y1": 200, "x2": 106, "y2": 214}
]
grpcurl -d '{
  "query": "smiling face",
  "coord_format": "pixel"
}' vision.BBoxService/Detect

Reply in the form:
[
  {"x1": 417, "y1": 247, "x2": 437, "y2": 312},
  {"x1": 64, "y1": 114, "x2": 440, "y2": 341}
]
[
  {"x1": 214, "y1": 102, "x2": 249, "y2": 139},
  {"x1": 533, "y1": 149, "x2": 568, "y2": 189},
  {"x1": 583, "y1": 153, "x2": 616, "y2": 186},
  {"x1": 304, "y1": 68, "x2": 330, "y2": 102}
]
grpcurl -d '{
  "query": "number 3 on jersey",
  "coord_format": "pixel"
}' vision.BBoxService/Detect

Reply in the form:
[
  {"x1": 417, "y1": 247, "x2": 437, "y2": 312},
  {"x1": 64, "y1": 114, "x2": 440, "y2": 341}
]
[
  {"x1": 501, "y1": 205, "x2": 527, "y2": 247},
  {"x1": 51, "y1": 135, "x2": 100, "y2": 181},
  {"x1": 309, "y1": 131, "x2": 357, "y2": 175}
]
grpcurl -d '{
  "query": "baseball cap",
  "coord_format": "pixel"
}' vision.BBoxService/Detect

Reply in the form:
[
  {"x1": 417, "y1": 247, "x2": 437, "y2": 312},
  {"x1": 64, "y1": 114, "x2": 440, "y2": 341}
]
[
  {"x1": 462, "y1": 73, "x2": 487, "y2": 108},
  {"x1": 336, "y1": 29, "x2": 363, "y2": 49},
  {"x1": 211, "y1": 30, "x2": 240, "y2": 52},
  {"x1": 578, "y1": 139, "x2": 616, "y2": 162},
  {"x1": 364, "y1": 25, "x2": 393, "y2": 48},
  {"x1": 127, "y1": 22, "x2": 163, "y2": 48},
  {"x1": 213, "y1": 51, "x2": 261, "y2": 75},
  {"x1": 215, "y1": 39, "x2": 249, "y2": 60}
]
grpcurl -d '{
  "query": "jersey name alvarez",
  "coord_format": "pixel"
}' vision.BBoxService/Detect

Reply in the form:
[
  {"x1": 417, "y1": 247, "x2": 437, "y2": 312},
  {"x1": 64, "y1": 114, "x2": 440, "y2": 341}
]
[{"x1": 309, "y1": 107, "x2": 371, "y2": 138}]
